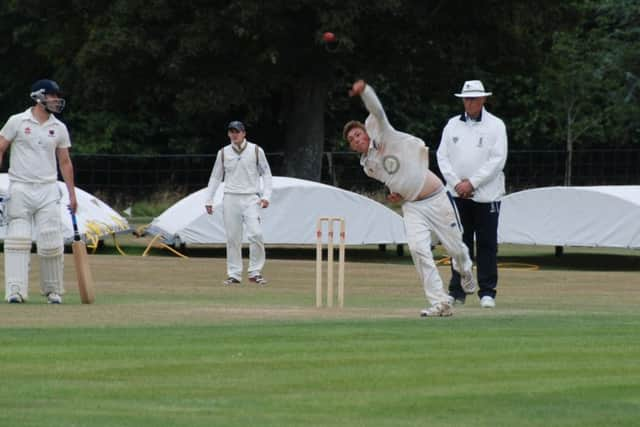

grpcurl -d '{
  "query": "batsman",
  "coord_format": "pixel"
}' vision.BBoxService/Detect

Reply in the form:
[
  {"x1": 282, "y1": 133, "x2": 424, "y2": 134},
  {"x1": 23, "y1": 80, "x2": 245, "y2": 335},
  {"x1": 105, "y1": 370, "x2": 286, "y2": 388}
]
[{"x1": 0, "y1": 79, "x2": 77, "y2": 304}]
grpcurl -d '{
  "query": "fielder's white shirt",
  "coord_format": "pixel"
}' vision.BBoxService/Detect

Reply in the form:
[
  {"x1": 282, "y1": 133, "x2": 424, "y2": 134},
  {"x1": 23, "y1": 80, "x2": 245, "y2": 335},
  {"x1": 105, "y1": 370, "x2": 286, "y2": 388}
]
[
  {"x1": 206, "y1": 139, "x2": 273, "y2": 204},
  {"x1": 0, "y1": 108, "x2": 71, "y2": 184},
  {"x1": 437, "y1": 108, "x2": 508, "y2": 202},
  {"x1": 359, "y1": 86, "x2": 431, "y2": 201}
]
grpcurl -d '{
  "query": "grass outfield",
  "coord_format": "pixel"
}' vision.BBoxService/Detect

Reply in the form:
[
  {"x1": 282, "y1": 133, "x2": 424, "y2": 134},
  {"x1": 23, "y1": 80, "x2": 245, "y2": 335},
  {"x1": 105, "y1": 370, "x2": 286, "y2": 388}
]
[{"x1": 1, "y1": 250, "x2": 639, "y2": 426}]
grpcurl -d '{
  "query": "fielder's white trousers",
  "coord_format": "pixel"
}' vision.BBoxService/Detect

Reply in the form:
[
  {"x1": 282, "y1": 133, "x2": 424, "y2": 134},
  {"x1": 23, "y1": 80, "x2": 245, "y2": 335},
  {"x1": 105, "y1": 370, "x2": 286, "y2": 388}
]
[
  {"x1": 402, "y1": 189, "x2": 473, "y2": 306},
  {"x1": 223, "y1": 193, "x2": 265, "y2": 281}
]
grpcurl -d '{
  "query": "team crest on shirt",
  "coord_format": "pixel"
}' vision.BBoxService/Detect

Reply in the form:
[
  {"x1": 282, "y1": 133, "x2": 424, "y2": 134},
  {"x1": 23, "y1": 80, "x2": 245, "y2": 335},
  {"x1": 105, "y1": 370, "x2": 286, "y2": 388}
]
[
  {"x1": 382, "y1": 155, "x2": 400, "y2": 174},
  {"x1": 48, "y1": 129, "x2": 56, "y2": 137},
  {"x1": 453, "y1": 137, "x2": 458, "y2": 144},
  {"x1": 24, "y1": 127, "x2": 31, "y2": 135}
]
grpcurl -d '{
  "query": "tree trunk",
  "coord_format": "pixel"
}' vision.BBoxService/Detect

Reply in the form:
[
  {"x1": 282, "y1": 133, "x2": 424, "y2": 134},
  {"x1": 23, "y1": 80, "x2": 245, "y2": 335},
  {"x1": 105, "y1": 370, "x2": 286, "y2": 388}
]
[
  {"x1": 564, "y1": 140, "x2": 573, "y2": 186},
  {"x1": 564, "y1": 112, "x2": 573, "y2": 186},
  {"x1": 282, "y1": 75, "x2": 328, "y2": 181}
]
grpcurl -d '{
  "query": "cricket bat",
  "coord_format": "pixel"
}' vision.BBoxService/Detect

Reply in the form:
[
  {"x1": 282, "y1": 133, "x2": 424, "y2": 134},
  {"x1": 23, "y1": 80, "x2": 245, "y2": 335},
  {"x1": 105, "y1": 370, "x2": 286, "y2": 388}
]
[{"x1": 70, "y1": 210, "x2": 95, "y2": 304}]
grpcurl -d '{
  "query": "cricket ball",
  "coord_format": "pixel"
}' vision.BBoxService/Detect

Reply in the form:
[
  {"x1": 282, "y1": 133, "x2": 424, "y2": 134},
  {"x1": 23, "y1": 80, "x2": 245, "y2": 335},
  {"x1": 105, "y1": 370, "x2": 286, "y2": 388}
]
[{"x1": 322, "y1": 32, "x2": 336, "y2": 43}]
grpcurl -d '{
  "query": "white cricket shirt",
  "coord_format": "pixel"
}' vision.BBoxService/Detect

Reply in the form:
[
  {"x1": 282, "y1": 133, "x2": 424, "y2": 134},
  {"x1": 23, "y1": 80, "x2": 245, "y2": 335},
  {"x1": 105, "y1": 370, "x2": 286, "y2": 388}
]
[
  {"x1": 0, "y1": 108, "x2": 71, "y2": 184},
  {"x1": 359, "y1": 86, "x2": 430, "y2": 201},
  {"x1": 206, "y1": 140, "x2": 273, "y2": 204},
  {"x1": 437, "y1": 108, "x2": 508, "y2": 202}
]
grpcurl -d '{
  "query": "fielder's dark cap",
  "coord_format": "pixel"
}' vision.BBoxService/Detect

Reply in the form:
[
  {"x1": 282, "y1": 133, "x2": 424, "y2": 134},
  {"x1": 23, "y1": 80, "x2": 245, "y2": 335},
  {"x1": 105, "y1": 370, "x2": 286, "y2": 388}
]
[{"x1": 227, "y1": 121, "x2": 245, "y2": 132}]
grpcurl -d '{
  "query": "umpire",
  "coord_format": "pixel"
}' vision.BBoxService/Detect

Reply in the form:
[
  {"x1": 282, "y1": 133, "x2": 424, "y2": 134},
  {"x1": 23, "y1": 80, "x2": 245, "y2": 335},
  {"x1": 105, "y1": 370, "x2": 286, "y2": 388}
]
[{"x1": 437, "y1": 80, "x2": 508, "y2": 308}]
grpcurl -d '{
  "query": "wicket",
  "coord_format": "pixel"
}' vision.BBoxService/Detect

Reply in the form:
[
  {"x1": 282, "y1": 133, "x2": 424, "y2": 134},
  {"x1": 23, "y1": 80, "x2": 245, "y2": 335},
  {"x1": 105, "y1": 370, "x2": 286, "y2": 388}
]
[{"x1": 315, "y1": 217, "x2": 346, "y2": 308}]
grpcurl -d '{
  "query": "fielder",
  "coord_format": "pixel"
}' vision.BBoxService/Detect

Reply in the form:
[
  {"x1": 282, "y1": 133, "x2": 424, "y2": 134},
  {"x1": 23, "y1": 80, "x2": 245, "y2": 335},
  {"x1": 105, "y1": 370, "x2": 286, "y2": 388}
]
[
  {"x1": 344, "y1": 79, "x2": 476, "y2": 317},
  {"x1": 205, "y1": 121, "x2": 272, "y2": 286},
  {"x1": 0, "y1": 79, "x2": 78, "y2": 304}
]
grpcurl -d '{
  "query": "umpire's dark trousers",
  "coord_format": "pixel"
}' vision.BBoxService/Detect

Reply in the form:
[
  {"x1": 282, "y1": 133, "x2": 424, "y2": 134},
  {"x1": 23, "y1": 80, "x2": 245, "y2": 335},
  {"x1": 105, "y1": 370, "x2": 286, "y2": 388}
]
[{"x1": 449, "y1": 198, "x2": 500, "y2": 300}]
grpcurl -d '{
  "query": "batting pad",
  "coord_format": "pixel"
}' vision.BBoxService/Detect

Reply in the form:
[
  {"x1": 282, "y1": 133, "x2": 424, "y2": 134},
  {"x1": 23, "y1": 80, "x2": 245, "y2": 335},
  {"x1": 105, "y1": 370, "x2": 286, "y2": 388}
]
[
  {"x1": 4, "y1": 218, "x2": 32, "y2": 300},
  {"x1": 37, "y1": 227, "x2": 64, "y2": 295}
]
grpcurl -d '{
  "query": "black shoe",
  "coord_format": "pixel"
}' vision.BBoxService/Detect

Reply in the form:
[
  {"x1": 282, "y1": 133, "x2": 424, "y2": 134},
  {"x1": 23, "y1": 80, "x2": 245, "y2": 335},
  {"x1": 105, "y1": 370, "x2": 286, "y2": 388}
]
[
  {"x1": 249, "y1": 275, "x2": 268, "y2": 286},
  {"x1": 222, "y1": 277, "x2": 241, "y2": 286},
  {"x1": 447, "y1": 295, "x2": 465, "y2": 306}
]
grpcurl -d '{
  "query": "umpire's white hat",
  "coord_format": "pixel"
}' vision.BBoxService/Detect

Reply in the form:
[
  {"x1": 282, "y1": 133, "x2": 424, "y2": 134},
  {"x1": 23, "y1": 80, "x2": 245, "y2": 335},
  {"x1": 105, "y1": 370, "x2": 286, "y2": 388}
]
[{"x1": 454, "y1": 80, "x2": 492, "y2": 98}]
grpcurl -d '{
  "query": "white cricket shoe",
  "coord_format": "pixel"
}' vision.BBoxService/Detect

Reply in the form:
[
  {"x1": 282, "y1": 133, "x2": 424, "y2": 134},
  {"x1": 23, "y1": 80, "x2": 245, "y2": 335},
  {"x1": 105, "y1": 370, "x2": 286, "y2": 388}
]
[
  {"x1": 480, "y1": 296, "x2": 495, "y2": 308},
  {"x1": 461, "y1": 272, "x2": 477, "y2": 294},
  {"x1": 7, "y1": 293, "x2": 24, "y2": 304},
  {"x1": 420, "y1": 302, "x2": 453, "y2": 317},
  {"x1": 47, "y1": 293, "x2": 62, "y2": 304}
]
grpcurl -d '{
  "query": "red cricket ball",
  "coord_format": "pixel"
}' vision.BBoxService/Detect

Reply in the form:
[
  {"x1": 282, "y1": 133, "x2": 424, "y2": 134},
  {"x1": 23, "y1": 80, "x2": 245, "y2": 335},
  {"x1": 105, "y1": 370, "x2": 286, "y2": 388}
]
[{"x1": 322, "y1": 32, "x2": 336, "y2": 43}]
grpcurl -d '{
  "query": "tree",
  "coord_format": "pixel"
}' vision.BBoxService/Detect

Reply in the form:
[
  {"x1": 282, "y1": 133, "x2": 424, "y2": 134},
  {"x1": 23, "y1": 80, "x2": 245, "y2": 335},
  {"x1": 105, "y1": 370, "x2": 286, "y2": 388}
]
[
  {"x1": 1, "y1": 0, "x2": 616, "y2": 185},
  {"x1": 537, "y1": 0, "x2": 640, "y2": 185}
]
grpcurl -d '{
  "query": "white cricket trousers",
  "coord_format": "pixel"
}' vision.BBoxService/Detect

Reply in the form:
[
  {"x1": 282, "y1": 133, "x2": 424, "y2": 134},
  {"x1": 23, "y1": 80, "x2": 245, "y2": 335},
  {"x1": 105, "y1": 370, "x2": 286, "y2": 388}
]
[
  {"x1": 4, "y1": 181, "x2": 64, "y2": 300},
  {"x1": 223, "y1": 193, "x2": 265, "y2": 281},
  {"x1": 402, "y1": 189, "x2": 473, "y2": 306}
]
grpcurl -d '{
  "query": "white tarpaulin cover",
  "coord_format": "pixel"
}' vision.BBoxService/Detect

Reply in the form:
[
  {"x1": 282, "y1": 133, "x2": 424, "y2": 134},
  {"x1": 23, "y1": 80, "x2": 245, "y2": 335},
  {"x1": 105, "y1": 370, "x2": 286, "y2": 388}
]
[
  {"x1": 148, "y1": 176, "x2": 407, "y2": 245},
  {"x1": 498, "y1": 186, "x2": 640, "y2": 248},
  {"x1": 0, "y1": 173, "x2": 130, "y2": 244}
]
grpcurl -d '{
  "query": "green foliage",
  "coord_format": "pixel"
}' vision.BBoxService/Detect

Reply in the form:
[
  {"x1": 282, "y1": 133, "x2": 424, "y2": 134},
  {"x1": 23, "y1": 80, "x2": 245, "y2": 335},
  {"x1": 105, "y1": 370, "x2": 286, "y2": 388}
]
[
  {"x1": 130, "y1": 188, "x2": 186, "y2": 217},
  {"x1": 537, "y1": 0, "x2": 640, "y2": 148},
  {"x1": 0, "y1": 0, "x2": 637, "y2": 164}
]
